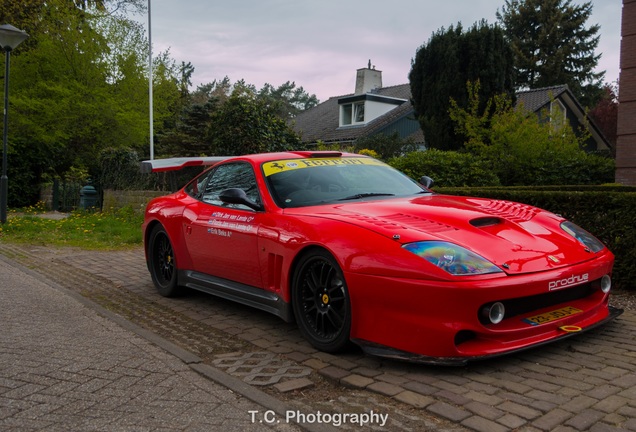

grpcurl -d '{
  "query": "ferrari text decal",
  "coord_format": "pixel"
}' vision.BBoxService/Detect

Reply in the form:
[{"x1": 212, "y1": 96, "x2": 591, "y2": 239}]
[
  {"x1": 262, "y1": 157, "x2": 384, "y2": 176},
  {"x1": 207, "y1": 211, "x2": 256, "y2": 236}
]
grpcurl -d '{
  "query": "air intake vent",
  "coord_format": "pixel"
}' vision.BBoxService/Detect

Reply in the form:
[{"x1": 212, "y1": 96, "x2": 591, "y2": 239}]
[{"x1": 470, "y1": 217, "x2": 501, "y2": 228}]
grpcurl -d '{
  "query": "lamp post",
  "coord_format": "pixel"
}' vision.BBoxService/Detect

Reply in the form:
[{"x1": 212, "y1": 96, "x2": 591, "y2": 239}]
[{"x1": 0, "y1": 24, "x2": 29, "y2": 224}]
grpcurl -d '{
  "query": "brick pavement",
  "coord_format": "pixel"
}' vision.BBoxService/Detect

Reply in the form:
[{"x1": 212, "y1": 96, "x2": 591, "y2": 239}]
[
  {"x1": 0, "y1": 254, "x2": 303, "y2": 432},
  {"x1": 1, "y1": 242, "x2": 635, "y2": 431}
]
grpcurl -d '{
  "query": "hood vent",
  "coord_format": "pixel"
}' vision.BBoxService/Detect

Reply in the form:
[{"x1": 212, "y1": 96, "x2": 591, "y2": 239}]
[
  {"x1": 470, "y1": 217, "x2": 502, "y2": 228},
  {"x1": 477, "y1": 200, "x2": 538, "y2": 222},
  {"x1": 383, "y1": 213, "x2": 458, "y2": 233}
]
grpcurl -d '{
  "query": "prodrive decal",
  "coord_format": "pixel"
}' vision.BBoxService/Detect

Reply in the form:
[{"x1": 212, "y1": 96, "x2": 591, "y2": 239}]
[{"x1": 548, "y1": 273, "x2": 589, "y2": 291}]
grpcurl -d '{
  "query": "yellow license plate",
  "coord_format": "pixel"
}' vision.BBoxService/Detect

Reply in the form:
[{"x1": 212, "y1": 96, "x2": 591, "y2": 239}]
[{"x1": 523, "y1": 306, "x2": 583, "y2": 326}]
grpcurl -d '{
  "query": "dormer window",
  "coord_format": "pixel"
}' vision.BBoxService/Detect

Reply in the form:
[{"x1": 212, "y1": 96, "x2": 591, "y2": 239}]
[
  {"x1": 341, "y1": 102, "x2": 365, "y2": 126},
  {"x1": 338, "y1": 94, "x2": 405, "y2": 128}
]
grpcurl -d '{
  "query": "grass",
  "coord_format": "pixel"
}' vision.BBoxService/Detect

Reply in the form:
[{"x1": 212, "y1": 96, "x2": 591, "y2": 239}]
[{"x1": 0, "y1": 202, "x2": 144, "y2": 250}]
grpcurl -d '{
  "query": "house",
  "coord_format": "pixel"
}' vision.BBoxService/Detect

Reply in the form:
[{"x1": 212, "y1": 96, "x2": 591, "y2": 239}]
[
  {"x1": 291, "y1": 63, "x2": 424, "y2": 147},
  {"x1": 292, "y1": 64, "x2": 611, "y2": 154},
  {"x1": 516, "y1": 85, "x2": 613, "y2": 154}
]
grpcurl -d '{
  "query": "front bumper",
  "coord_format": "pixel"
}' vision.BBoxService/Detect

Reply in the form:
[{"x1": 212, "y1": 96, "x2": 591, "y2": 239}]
[
  {"x1": 345, "y1": 252, "x2": 618, "y2": 362},
  {"x1": 352, "y1": 306, "x2": 623, "y2": 366}
]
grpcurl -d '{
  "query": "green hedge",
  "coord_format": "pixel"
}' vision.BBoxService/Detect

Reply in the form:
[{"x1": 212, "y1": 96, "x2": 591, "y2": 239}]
[{"x1": 436, "y1": 186, "x2": 636, "y2": 292}]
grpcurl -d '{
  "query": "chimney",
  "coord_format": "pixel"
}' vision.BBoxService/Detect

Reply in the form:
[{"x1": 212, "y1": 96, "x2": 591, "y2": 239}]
[{"x1": 355, "y1": 60, "x2": 382, "y2": 94}]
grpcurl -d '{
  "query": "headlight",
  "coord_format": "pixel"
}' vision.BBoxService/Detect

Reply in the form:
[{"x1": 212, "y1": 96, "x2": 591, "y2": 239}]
[
  {"x1": 561, "y1": 221, "x2": 605, "y2": 253},
  {"x1": 403, "y1": 241, "x2": 503, "y2": 276}
]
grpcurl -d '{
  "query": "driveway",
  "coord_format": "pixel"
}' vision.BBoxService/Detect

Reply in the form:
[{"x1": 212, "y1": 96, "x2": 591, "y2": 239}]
[{"x1": 1, "y1": 242, "x2": 635, "y2": 432}]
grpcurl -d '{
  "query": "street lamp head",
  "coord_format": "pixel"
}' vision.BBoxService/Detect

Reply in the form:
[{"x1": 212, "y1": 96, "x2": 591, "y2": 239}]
[{"x1": 0, "y1": 24, "x2": 29, "y2": 52}]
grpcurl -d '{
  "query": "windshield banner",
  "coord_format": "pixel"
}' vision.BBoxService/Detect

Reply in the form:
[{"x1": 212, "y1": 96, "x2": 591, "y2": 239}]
[{"x1": 262, "y1": 157, "x2": 385, "y2": 177}]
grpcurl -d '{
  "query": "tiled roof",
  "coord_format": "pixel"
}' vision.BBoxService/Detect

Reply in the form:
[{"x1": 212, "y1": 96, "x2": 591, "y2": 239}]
[
  {"x1": 515, "y1": 85, "x2": 568, "y2": 112},
  {"x1": 291, "y1": 84, "x2": 417, "y2": 144},
  {"x1": 293, "y1": 82, "x2": 607, "y2": 151}
]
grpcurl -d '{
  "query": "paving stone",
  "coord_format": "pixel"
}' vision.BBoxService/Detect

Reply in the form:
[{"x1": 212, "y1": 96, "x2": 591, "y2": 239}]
[
  {"x1": 434, "y1": 389, "x2": 472, "y2": 406},
  {"x1": 374, "y1": 373, "x2": 410, "y2": 385},
  {"x1": 461, "y1": 415, "x2": 509, "y2": 432},
  {"x1": 350, "y1": 367, "x2": 382, "y2": 378},
  {"x1": 301, "y1": 358, "x2": 328, "y2": 370},
  {"x1": 498, "y1": 401, "x2": 542, "y2": 420},
  {"x1": 565, "y1": 409, "x2": 606, "y2": 430},
  {"x1": 464, "y1": 401, "x2": 504, "y2": 420},
  {"x1": 403, "y1": 380, "x2": 437, "y2": 396},
  {"x1": 427, "y1": 401, "x2": 471, "y2": 422},
  {"x1": 393, "y1": 390, "x2": 433, "y2": 408},
  {"x1": 497, "y1": 413, "x2": 527, "y2": 429},
  {"x1": 340, "y1": 374, "x2": 373, "y2": 389},
  {"x1": 326, "y1": 358, "x2": 358, "y2": 370},
  {"x1": 366, "y1": 381, "x2": 403, "y2": 397},
  {"x1": 317, "y1": 366, "x2": 349, "y2": 382},
  {"x1": 561, "y1": 395, "x2": 599, "y2": 413},
  {"x1": 594, "y1": 395, "x2": 630, "y2": 413},
  {"x1": 273, "y1": 378, "x2": 314, "y2": 393},
  {"x1": 531, "y1": 408, "x2": 573, "y2": 431}
]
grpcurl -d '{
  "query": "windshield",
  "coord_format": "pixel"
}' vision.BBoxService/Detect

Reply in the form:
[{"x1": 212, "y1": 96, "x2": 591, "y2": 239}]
[{"x1": 263, "y1": 156, "x2": 428, "y2": 208}]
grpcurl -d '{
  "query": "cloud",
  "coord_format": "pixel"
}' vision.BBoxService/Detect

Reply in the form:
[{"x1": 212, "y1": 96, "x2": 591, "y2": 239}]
[{"x1": 140, "y1": 0, "x2": 621, "y2": 101}]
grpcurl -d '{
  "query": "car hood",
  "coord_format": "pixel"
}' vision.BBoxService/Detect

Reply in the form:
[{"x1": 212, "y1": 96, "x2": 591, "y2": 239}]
[{"x1": 287, "y1": 194, "x2": 601, "y2": 275}]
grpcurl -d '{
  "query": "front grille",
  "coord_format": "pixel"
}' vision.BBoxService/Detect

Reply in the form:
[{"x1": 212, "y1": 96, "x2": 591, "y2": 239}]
[{"x1": 478, "y1": 282, "x2": 596, "y2": 325}]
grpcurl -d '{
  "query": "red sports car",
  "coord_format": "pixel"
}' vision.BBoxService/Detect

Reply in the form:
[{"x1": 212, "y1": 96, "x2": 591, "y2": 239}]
[{"x1": 141, "y1": 151, "x2": 622, "y2": 365}]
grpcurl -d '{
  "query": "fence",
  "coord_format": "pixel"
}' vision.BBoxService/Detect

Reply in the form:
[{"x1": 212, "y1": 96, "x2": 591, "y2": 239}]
[{"x1": 40, "y1": 179, "x2": 84, "y2": 212}]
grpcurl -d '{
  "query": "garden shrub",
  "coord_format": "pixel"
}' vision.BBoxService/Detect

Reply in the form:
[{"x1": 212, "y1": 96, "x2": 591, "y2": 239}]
[{"x1": 388, "y1": 149, "x2": 500, "y2": 187}]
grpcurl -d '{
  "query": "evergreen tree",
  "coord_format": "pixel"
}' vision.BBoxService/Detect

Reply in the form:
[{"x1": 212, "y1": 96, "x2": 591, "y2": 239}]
[
  {"x1": 497, "y1": 0, "x2": 604, "y2": 107},
  {"x1": 409, "y1": 21, "x2": 515, "y2": 151},
  {"x1": 208, "y1": 85, "x2": 303, "y2": 156}
]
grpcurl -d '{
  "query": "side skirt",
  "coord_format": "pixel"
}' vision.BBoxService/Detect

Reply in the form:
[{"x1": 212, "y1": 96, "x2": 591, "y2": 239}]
[{"x1": 178, "y1": 270, "x2": 293, "y2": 323}]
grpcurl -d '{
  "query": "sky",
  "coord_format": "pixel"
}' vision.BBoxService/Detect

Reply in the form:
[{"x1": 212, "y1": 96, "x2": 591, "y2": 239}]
[{"x1": 133, "y1": 0, "x2": 622, "y2": 102}]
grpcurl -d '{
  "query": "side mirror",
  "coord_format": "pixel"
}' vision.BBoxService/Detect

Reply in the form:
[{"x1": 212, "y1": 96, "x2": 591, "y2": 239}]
[
  {"x1": 420, "y1": 176, "x2": 435, "y2": 189},
  {"x1": 219, "y1": 188, "x2": 263, "y2": 211}
]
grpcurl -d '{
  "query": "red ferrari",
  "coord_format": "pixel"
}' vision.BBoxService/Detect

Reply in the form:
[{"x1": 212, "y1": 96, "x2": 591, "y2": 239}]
[{"x1": 142, "y1": 151, "x2": 622, "y2": 365}]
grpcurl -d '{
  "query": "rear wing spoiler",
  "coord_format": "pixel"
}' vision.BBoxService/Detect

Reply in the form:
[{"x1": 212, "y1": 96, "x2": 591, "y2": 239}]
[{"x1": 140, "y1": 157, "x2": 230, "y2": 173}]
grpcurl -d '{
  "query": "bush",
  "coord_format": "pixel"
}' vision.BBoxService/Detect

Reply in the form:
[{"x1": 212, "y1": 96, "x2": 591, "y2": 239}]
[
  {"x1": 353, "y1": 132, "x2": 419, "y2": 160},
  {"x1": 388, "y1": 149, "x2": 500, "y2": 187}
]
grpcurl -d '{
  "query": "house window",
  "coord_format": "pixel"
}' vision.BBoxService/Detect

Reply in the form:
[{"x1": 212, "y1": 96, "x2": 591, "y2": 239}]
[
  {"x1": 340, "y1": 102, "x2": 365, "y2": 126},
  {"x1": 550, "y1": 99, "x2": 567, "y2": 131}
]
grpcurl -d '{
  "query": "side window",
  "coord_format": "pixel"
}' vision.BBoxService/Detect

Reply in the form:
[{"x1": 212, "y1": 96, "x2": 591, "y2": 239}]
[
  {"x1": 201, "y1": 163, "x2": 261, "y2": 210},
  {"x1": 185, "y1": 170, "x2": 213, "y2": 198}
]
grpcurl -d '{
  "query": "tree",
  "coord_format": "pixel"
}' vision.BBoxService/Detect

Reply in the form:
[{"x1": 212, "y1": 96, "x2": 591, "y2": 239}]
[
  {"x1": 448, "y1": 81, "x2": 614, "y2": 185},
  {"x1": 497, "y1": 0, "x2": 604, "y2": 107},
  {"x1": 258, "y1": 81, "x2": 319, "y2": 120},
  {"x1": 409, "y1": 21, "x2": 515, "y2": 151},
  {"x1": 588, "y1": 82, "x2": 618, "y2": 155},
  {"x1": 208, "y1": 85, "x2": 303, "y2": 156},
  {"x1": 1, "y1": 0, "x2": 180, "y2": 204}
]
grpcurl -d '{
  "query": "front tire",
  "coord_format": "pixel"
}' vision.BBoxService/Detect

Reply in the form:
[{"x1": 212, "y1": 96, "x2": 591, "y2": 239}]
[
  {"x1": 292, "y1": 250, "x2": 351, "y2": 352},
  {"x1": 148, "y1": 224, "x2": 180, "y2": 297}
]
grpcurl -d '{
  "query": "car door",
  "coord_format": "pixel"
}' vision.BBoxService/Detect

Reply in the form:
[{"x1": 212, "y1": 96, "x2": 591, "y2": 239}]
[{"x1": 183, "y1": 162, "x2": 264, "y2": 288}]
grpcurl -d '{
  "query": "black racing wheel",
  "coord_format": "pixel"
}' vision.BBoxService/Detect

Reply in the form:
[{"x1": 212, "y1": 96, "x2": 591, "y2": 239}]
[
  {"x1": 292, "y1": 249, "x2": 351, "y2": 352},
  {"x1": 148, "y1": 224, "x2": 180, "y2": 297}
]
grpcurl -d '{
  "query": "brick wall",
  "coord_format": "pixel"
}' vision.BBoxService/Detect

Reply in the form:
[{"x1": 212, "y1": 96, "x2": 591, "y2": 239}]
[{"x1": 616, "y1": 0, "x2": 636, "y2": 184}]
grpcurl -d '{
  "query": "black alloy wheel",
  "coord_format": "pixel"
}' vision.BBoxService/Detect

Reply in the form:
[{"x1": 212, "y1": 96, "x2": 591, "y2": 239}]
[
  {"x1": 148, "y1": 224, "x2": 180, "y2": 297},
  {"x1": 292, "y1": 250, "x2": 351, "y2": 352}
]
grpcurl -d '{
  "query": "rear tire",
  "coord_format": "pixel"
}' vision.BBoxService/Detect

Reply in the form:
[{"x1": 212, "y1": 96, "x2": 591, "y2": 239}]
[
  {"x1": 292, "y1": 250, "x2": 351, "y2": 352},
  {"x1": 148, "y1": 224, "x2": 180, "y2": 297}
]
